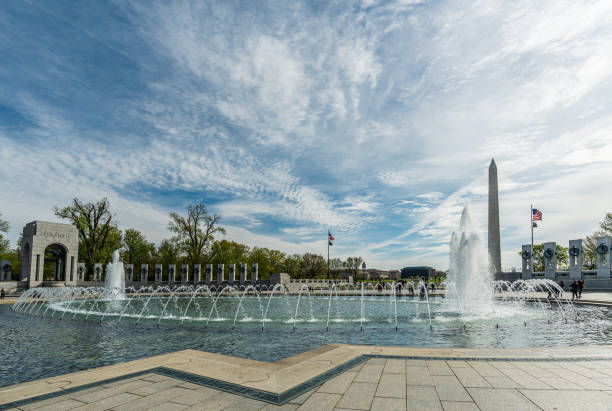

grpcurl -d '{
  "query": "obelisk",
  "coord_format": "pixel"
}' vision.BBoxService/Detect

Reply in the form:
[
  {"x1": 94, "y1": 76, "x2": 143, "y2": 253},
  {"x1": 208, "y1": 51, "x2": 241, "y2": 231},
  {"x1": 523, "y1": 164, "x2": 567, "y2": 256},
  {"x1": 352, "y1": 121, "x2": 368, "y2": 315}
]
[{"x1": 488, "y1": 159, "x2": 501, "y2": 273}]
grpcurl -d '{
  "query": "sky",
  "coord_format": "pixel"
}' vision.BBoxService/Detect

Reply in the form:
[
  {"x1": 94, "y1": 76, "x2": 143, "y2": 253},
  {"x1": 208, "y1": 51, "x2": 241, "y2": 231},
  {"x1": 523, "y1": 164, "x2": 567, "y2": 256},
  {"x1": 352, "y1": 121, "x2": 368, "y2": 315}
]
[{"x1": 1, "y1": 0, "x2": 612, "y2": 271}]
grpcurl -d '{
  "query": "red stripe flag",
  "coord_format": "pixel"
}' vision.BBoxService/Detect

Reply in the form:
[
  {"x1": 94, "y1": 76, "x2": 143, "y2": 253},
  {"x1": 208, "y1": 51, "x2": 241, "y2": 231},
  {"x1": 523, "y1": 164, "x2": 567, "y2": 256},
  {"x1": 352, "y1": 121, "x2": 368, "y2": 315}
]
[
  {"x1": 328, "y1": 231, "x2": 334, "y2": 241},
  {"x1": 532, "y1": 209, "x2": 542, "y2": 222}
]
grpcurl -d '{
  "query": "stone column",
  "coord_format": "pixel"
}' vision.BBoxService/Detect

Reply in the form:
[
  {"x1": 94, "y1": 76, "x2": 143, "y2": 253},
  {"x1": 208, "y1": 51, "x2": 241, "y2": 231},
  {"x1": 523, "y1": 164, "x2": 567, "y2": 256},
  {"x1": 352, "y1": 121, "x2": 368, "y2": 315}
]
[
  {"x1": 596, "y1": 236, "x2": 611, "y2": 278},
  {"x1": 168, "y1": 264, "x2": 176, "y2": 287},
  {"x1": 78, "y1": 262, "x2": 86, "y2": 281},
  {"x1": 521, "y1": 245, "x2": 532, "y2": 279},
  {"x1": 543, "y1": 242, "x2": 556, "y2": 279},
  {"x1": 228, "y1": 264, "x2": 235, "y2": 285},
  {"x1": 217, "y1": 264, "x2": 224, "y2": 285},
  {"x1": 181, "y1": 264, "x2": 189, "y2": 284},
  {"x1": 155, "y1": 264, "x2": 162, "y2": 284},
  {"x1": 94, "y1": 263, "x2": 103, "y2": 282},
  {"x1": 251, "y1": 263, "x2": 258, "y2": 283},
  {"x1": 240, "y1": 263, "x2": 247, "y2": 284},
  {"x1": 205, "y1": 264, "x2": 212, "y2": 284},
  {"x1": 125, "y1": 264, "x2": 134, "y2": 283},
  {"x1": 193, "y1": 264, "x2": 201, "y2": 285},
  {"x1": 569, "y1": 239, "x2": 583, "y2": 279},
  {"x1": 488, "y1": 159, "x2": 502, "y2": 273},
  {"x1": 140, "y1": 264, "x2": 148, "y2": 283}
]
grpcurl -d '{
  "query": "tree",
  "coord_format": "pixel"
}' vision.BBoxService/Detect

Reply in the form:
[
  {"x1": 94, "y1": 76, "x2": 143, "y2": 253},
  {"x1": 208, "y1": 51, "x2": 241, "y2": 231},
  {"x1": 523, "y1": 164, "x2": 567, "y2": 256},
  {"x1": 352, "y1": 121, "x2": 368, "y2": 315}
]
[
  {"x1": 168, "y1": 202, "x2": 225, "y2": 266},
  {"x1": 600, "y1": 213, "x2": 612, "y2": 233},
  {"x1": 248, "y1": 247, "x2": 272, "y2": 278},
  {"x1": 121, "y1": 229, "x2": 154, "y2": 266},
  {"x1": 283, "y1": 254, "x2": 302, "y2": 277},
  {"x1": 267, "y1": 249, "x2": 286, "y2": 273},
  {"x1": 300, "y1": 253, "x2": 327, "y2": 278},
  {"x1": 54, "y1": 198, "x2": 118, "y2": 274},
  {"x1": 210, "y1": 240, "x2": 250, "y2": 267},
  {"x1": 0, "y1": 213, "x2": 9, "y2": 254},
  {"x1": 583, "y1": 232, "x2": 605, "y2": 269},
  {"x1": 157, "y1": 239, "x2": 181, "y2": 267},
  {"x1": 345, "y1": 257, "x2": 364, "y2": 274}
]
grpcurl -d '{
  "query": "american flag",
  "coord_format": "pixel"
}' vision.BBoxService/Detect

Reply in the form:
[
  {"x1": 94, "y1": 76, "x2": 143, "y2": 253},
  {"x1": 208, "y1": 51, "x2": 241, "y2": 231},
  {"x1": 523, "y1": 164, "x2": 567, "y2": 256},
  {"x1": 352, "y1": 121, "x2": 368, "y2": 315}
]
[
  {"x1": 532, "y1": 208, "x2": 542, "y2": 222},
  {"x1": 328, "y1": 231, "x2": 334, "y2": 246}
]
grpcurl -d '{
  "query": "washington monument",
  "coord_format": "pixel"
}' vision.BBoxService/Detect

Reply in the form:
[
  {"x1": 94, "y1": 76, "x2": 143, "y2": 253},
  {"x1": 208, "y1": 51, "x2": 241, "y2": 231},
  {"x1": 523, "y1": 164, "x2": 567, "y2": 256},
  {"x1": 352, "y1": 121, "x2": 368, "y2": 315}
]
[{"x1": 488, "y1": 159, "x2": 501, "y2": 273}]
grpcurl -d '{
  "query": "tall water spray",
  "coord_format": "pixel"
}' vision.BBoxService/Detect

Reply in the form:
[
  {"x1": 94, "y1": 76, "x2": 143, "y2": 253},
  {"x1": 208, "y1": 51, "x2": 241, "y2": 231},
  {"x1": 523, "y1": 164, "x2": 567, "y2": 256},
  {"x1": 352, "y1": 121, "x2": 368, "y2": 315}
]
[
  {"x1": 104, "y1": 250, "x2": 126, "y2": 300},
  {"x1": 445, "y1": 204, "x2": 492, "y2": 313}
]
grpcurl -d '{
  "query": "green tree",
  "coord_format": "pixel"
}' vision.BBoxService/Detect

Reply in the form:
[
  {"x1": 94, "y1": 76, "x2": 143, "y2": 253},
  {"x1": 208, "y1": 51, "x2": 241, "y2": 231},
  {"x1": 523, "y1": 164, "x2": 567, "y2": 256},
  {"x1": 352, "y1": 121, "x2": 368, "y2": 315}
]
[
  {"x1": 210, "y1": 240, "x2": 250, "y2": 267},
  {"x1": 600, "y1": 213, "x2": 612, "y2": 233},
  {"x1": 54, "y1": 198, "x2": 118, "y2": 274},
  {"x1": 583, "y1": 232, "x2": 604, "y2": 269},
  {"x1": 267, "y1": 249, "x2": 286, "y2": 273},
  {"x1": 248, "y1": 247, "x2": 272, "y2": 278},
  {"x1": 300, "y1": 253, "x2": 327, "y2": 278},
  {"x1": 121, "y1": 229, "x2": 154, "y2": 266},
  {"x1": 168, "y1": 202, "x2": 225, "y2": 266},
  {"x1": 345, "y1": 257, "x2": 364, "y2": 275},
  {"x1": 157, "y1": 239, "x2": 181, "y2": 267},
  {"x1": 283, "y1": 254, "x2": 302, "y2": 277},
  {"x1": 0, "y1": 213, "x2": 9, "y2": 254}
]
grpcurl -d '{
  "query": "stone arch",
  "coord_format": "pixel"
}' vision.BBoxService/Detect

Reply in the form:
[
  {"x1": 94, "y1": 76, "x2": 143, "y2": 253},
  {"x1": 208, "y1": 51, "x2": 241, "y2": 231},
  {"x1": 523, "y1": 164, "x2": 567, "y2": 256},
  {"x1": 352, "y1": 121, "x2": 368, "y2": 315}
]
[
  {"x1": 21, "y1": 221, "x2": 79, "y2": 288},
  {"x1": 43, "y1": 243, "x2": 68, "y2": 282}
]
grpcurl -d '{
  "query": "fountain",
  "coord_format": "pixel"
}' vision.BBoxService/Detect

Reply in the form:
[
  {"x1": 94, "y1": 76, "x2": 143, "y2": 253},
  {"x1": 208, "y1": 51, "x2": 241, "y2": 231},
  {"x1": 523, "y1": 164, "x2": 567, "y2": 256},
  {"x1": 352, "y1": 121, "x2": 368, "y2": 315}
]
[
  {"x1": 103, "y1": 250, "x2": 126, "y2": 300},
  {"x1": 445, "y1": 203, "x2": 492, "y2": 313}
]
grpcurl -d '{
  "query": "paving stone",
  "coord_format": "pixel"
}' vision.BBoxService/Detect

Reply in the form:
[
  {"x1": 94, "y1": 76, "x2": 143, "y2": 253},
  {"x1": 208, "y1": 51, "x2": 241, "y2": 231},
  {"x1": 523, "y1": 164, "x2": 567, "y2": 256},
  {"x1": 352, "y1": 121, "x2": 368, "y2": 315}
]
[
  {"x1": 34, "y1": 399, "x2": 86, "y2": 411},
  {"x1": 146, "y1": 402, "x2": 188, "y2": 411},
  {"x1": 440, "y1": 401, "x2": 479, "y2": 411},
  {"x1": 370, "y1": 396, "x2": 406, "y2": 411},
  {"x1": 71, "y1": 392, "x2": 142, "y2": 411},
  {"x1": 446, "y1": 361, "x2": 469, "y2": 368},
  {"x1": 406, "y1": 366, "x2": 435, "y2": 386},
  {"x1": 127, "y1": 378, "x2": 182, "y2": 396},
  {"x1": 20, "y1": 394, "x2": 78, "y2": 410},
  {"x1": 318, "y1": 371, "x2": 357, "y2": 394},
  {"x1": 349, "y1": 363, "x2": 364, "y2": 372},
  {"x1": 406, "y1": 359, "x2": 428, "y2": 367},
  {"x1": 259, "y1": 403, "x2": 299, "y2": 411},
  {"x1": 178, "y1": 382, "x2": 204, "y2": 390},
  {"x1": 546, "y1": 368, "x2": 611, "y2": 390},
  {"x1": 467, "y1": 387, "x2": 540, "y2": 411},
  {"x1": 161, "y1": 387, "x2": 219, "y2": 405},
  {"x1": 297, "y1": 393, "x2": 341, "y2": 411},
  {"x1": 489, "y1": 361, "x2": 516, "y2": 370},
  {"x1": 367, "y1": 358, "x2": 387, "y2": 365},
  {"x1": 500, "y1": 368, "x2": 553, "y2": 389},
  {"x1": 375, "y1": 373, "x2": 406, "y2": 398},
  {"x1": 335, "y1": 382, "x2": 377, "y2": 410},
  {"x1": 140, "y1": 373, "x2": 171, "y2": 383},
  {"x1": 101, "y1": 376, "x2": 146, "y2": 388},
  {"x1": 482, "y1": 375, "x2": 521, "y2": 389},
  {"x1": 113, "y1": 386, "x2": 199, "y2": 411},
  {"x1": 452, "y1": 367, "x2": 491, "y2": 388},
  {"x1": 384, "y1": 359, "x2": 406, "y2": 374},
  {"x1": 594, "y1": 377, "x2": 612, "y2": 388},
  {"x1": 520, "y1": 389, "x2": 612, "y2": 411},
  {"x1": 468, "y1": 361, "x2": 502, "y2": 377},
  {"x1": 513, "y1": 363, "x2": 557, "y2": 378},
  {"x1": 561, "y1": 364, "x2": 611, "y2": 379},
  {"x1": 431, "y1": 376, "x2": 471, "y2": 402},
  {"x1": 406, "y1": 386, "x2": 442, "y2": 411},
  {"x1": 354, "y1": 364, "x2": 384, "y2": 383},
  {"x1": 538, "y1": 377, "x2": 582, "y2": 390},
  {"x1": 427, "y1": 361, "x2": 453, "y2": 376},
  {"x1": 184, "y1": 391, "x2": 265, "y2": 410},
  {"x1": 71, "y1": 379, "x2": 153, "y2": 403},
  {"x1": 289, "y1": 388, "x2": 318, "y2": 405}
]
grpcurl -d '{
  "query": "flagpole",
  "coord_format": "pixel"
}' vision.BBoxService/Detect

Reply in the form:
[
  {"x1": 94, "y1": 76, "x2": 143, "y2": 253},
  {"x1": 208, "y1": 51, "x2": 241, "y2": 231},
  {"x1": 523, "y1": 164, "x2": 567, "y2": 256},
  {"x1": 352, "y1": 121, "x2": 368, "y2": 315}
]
[
  {"x1": 530, "y1": 204, "x2": 534, "y2": 274},
  {"x1": 327, "y1": 231, "x2": 330, "y2": 280}
]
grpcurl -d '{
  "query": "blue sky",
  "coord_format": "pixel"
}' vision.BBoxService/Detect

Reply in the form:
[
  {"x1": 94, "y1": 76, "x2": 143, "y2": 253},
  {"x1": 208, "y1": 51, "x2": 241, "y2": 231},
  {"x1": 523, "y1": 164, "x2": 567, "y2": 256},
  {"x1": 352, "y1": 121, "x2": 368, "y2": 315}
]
[{"x1": 2, "y1": 0, "x2": 612, "y2": 270}]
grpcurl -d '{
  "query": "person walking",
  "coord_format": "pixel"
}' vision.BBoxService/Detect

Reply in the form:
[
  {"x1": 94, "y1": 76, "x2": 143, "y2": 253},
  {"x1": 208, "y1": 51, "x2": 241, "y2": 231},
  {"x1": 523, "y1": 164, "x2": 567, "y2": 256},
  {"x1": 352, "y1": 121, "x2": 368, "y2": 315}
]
[
  {"x1": 570, "y1": 280, "x2": 578, "y2": 300},
  {"x1": 0, "y1": 288, "x2": 5, "y2": 300},
  {"x1": 578, "y1": 280, "x2": 584, "y2": 299}
]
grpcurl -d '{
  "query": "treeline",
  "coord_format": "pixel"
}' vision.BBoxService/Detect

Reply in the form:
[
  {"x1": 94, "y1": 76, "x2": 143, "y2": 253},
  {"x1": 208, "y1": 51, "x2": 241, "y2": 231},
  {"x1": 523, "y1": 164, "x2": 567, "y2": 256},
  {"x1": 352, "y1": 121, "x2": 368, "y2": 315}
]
[{"x1": 0, "y1": 199, "x2": 363, "y2": 280}]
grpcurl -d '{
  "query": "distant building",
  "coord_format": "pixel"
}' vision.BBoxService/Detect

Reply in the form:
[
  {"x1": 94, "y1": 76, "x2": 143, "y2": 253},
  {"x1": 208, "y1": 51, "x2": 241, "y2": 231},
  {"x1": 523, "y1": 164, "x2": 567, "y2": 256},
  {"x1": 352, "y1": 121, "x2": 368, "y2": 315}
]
[{"x1": 401, "y1": 266, "x2": 435, "y2": 279}]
